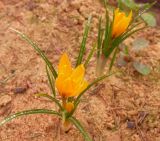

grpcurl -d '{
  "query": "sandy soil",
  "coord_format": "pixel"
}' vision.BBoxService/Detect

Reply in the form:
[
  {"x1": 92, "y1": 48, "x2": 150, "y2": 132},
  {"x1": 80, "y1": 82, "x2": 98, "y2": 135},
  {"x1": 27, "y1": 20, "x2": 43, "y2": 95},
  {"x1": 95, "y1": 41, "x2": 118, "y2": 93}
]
[{"x1": 0, "y1": 0, "x2": 160, "y2": 141}]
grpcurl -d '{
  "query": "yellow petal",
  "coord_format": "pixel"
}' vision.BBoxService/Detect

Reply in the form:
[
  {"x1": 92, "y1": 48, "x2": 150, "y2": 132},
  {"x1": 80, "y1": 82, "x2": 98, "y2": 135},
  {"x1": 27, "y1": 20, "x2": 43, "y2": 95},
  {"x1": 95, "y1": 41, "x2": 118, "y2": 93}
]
[
  {"x1": 112, "y1": 9, "x2": 132, "y2": 38},
  {"x1": 113, "y1": 17, "x2": 128, "y2": 37},
  {"x1": 55, "y1": 76, "x2": 64, "y2": 96},
  {"x1": 74, "y1": 80, "x2": 88, "y2": 96},
  {"x1": 71, "y1": 64, "x2": 85, "y2": 84},
  {"x1": 56, "y1": 77, "x2": 74, "y2": 97},
  {"x1": 58, "y1": 53, "x2": 72, "y2": 78},
  {"x1": 62, "y1": 78, "x2": 75, "y2": 97},
  {"x1": 56, "y1": 54, "x2": 89, "y2": 98},
  {"x1": 114, "y1": 8, "x2": 125, "y2": 24}
]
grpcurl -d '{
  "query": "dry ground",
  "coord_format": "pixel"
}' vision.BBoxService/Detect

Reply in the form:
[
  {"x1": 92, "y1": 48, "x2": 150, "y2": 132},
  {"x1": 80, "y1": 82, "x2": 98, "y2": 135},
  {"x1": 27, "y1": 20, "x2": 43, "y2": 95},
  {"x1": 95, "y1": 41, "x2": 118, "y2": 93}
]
[{"x1": 0, "y1": 0, "x2": 160, "y2": 141}]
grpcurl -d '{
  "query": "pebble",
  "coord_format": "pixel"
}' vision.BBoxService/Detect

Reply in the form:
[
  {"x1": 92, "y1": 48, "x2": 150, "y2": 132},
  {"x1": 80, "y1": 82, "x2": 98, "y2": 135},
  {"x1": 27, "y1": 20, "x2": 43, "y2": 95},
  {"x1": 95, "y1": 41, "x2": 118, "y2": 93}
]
[
  {"x1": 13, "y1": 87, "x2": 27, "y2": 94},
  {"x1": 127, "y1": 121, "x2": 136, "y2": 129},
  {"x1": 0, "y1": 95, "x2": 12, "y2": 107}
]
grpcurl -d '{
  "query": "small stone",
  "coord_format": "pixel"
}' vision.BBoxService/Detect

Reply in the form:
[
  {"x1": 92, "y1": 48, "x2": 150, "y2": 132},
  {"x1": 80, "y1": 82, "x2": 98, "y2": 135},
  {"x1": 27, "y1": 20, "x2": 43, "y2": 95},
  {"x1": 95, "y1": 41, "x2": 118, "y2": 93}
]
[
  {"x1": 0, "y1": 95, "x2": 12, "y2": 107},
  {"x1": 127, "y1": 121, "x2": 136, "y2": 129},
  {"x1": 13, "y1": 87, "x2": 27, "y2": 94}
]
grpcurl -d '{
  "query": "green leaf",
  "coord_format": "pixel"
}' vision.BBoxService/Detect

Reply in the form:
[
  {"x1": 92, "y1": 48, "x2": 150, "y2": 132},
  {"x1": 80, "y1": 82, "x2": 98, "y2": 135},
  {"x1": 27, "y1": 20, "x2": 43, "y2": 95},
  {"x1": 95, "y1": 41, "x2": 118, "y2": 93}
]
[
  {"x1": 69, "y1": 116, "x2": 92, "y2": 141},
  {"x1": 97, "y1": 17, "x2": 102, "y2": 58},
  {"x1": 46, "y1": 65, "x2": 56, "y2": 97},
  {"x1": 132, "y1": 37, "x2": 149, "y2": 51},
  {"x1": 84, "y1": 43, "x2": 96, "y2": 68},
  {"x1": 121, "y1": 26, "x2": 147, "y2": 45},
  {"x1": 109, "y1": 47, "x2": 118, "y2": 71},
  {"x1": 76, "y1": 15, "x2": 92, "y2": 67},
  {"x1": 0, "y1": 109, "x2": 61, "y2": 126},
  {"x1": 36, "y1": 94, "x2": 63, "y2": 110},
  {"x1": 141, "y1": 13, "x2": 156, "y2": 27},
  {"x1": 10, "y1": 28, "x2": 57, "y2": 79},
  {"x1": 103, "y1": 9, "x2": 112, "y2": 54},
  {"x1": 133, "y1": 61, "x2": 151, "y2": 75}
]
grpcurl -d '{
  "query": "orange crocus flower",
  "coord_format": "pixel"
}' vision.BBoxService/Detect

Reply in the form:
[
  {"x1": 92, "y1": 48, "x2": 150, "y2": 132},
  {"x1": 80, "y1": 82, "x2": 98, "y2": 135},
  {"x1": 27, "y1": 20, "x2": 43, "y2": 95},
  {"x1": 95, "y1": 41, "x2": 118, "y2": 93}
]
[
  {"x1": 55, "y1": 53, "x2": 88, "y2": 98},
  {"x1": 112, "y1": 8, "x2": 132, "y2": 38}
]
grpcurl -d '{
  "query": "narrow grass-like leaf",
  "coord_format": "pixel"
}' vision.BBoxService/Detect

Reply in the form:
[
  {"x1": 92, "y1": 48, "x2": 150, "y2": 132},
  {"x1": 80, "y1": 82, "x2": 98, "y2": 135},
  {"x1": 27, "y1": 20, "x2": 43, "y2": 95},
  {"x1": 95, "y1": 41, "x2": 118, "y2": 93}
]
[
  {"x1": 103, "y1": 10, "x2": 110, "y2": 52},
  {"x1": 46, "y1": 65, "x2": 56, "y2": 97},
  {"x1": 69, "y1": 116, "x2": 92, "y2": 141},
  {"x1": 36, "y1": 94, "x2": 63, "y2": 110},
  {"x1": 103, "y1": 10, "x2": 114, "y2": 57},
  {"x1": 76, "y1": 15, "x2": 92, "y2": 67},
  {"x1": 103, "y1": 35, "x2": 122, "y2": 59},
  {"x1": 97, "y1": 17, "x2": 102, "y2": 58},
  {"x1": 0, "y1": 109, "x2": 61, "y2": 126},
  {"x1": 122, "y1": 26, "x2": 146, "y2": 42},
  {"x1": 109, "y1": 47, "x2": 118, "y2": 71},
  {"x1": 10, "y1": 28, "x2": 57, "y2": 79},
  {"x1": 127, "y1": 21, "x2": 144, "y2": 33},
  {"x1": 84, "y1": 43, "x2": 96, "y2": 68}
]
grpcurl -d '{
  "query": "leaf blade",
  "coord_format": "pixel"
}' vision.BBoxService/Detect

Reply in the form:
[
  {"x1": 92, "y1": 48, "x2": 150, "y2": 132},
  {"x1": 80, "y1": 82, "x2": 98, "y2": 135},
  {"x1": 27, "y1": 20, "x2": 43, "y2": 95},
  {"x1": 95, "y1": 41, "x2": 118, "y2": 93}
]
[
  {"x1": 84, "y1": 43, "x2": 96, "y2": 68},
  {"x1": 0, "y1": 109, "x2": 61, "y2": 126},
  {"x1": 76, "y1": 15, "x2": 92, "y2": 66},
  {"x1": 46, "y1": 65, "x2": 56, "y2": 97},
  {"x1": 69, "y1": 116, "x2": 92, "y2": 141},
  {"x1": 36, "y1": 94, "x2": 63, "y2": 110},
  {"x1": 10, "y1": 28, "x2": 57, "y2": 79}
]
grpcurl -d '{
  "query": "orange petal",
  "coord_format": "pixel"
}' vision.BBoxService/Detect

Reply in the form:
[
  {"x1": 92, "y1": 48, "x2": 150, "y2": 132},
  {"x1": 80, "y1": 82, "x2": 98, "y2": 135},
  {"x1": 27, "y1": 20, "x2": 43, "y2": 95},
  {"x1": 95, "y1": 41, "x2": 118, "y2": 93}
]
[
  {"x1": 112, "y1": 10, "x2": 132, "y2": 38},
  {"x1": 62, "y1": 78, "x2": 75, "y2": 97},
  {"x1": 58, "y1": 53, "x2": 72, "y2": 78},
  {"x1": 74, "y1": 80, "x2": 88, "y2": 96},
  {"x1": 71, "y1": 64, "x2": 85, "y2": 84},
  {"x1": 55, "y1": 76, "x2": 64, "y2": 96},
  {"x1": 65, "y1": 102, "x2": 74, "y2": 113}
]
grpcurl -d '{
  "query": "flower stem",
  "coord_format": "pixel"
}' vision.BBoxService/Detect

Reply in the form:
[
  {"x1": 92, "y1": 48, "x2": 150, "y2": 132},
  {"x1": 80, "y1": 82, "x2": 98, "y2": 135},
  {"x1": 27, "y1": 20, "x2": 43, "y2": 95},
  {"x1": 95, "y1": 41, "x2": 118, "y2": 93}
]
[{"x1": 96, "y1": 54, "x2": 107, "y2": 77}]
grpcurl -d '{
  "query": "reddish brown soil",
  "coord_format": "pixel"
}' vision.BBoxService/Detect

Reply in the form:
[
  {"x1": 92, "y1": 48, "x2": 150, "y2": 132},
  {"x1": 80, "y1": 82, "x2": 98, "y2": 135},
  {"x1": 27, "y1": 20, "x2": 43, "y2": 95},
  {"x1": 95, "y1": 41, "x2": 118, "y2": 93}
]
[{"x1": 0, "y1": 0, "x2": 160, "y2": 141}]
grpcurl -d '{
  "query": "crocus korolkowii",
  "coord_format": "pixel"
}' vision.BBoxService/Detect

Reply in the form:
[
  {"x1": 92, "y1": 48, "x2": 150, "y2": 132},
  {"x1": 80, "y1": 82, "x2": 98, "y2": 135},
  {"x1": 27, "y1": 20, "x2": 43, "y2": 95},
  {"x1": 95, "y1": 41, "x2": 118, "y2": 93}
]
[
  {"x1": 112, "y1": 8, "x2": 132, "y2": 38},
  {"x1": 96, "y1": 8, "x2": 133, "y2": 76},
  {"x1": 55, "y1": 53, "x2": 88, "y2": 128}
]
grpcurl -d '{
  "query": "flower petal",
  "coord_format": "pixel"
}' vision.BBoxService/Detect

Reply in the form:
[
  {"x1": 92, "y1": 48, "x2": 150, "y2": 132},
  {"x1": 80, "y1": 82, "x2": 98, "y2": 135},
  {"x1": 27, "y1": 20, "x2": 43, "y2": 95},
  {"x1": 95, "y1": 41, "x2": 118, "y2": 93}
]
[
  {"x1": 74, "y1": 80, "x2": 88, "y2": 96},
  {"x1": 112, "y1": 9, "x2": 132, "y2": 38},
  {"x1": 71, "y1": 64, "x2": 85, "y2": 84},
  {"x1": 58, "y1": 53, "x2": 72, "y2": 78},
  {"x1": 56, "y1": 54, "x2": 88, "y2": 98}
]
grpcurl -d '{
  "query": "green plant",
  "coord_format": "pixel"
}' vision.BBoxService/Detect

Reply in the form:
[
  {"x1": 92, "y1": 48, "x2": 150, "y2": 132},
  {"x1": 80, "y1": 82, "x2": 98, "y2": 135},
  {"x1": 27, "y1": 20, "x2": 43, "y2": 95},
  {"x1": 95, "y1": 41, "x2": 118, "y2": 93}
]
[
  {"x1": 96, "y1": 1, "x2": 155, "y2": 76},
  {"x1": 0, "y1": 16, "x2": 112, "y2": 141}
]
